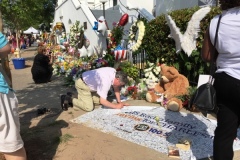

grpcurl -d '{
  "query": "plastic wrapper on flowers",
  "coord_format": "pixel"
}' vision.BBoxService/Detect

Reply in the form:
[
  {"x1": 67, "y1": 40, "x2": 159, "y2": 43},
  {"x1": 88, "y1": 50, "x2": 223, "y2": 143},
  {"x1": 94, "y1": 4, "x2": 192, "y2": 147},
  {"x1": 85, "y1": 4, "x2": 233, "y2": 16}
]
[
  {"x1": 91, "y1": 58, "x2": 108, "y2": 69},
  {"x1": 120, "y1": 78, "x2": 148, "y2": 100}
]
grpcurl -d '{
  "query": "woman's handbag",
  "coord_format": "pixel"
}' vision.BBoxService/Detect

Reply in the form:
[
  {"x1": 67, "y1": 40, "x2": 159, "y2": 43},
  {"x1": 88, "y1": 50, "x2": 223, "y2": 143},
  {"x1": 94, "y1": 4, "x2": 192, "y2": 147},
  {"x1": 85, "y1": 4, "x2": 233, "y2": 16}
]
[
  {"x1": 189, "y1": 15, "x2": 222, "y2": 114},
  {"x1": 189, "y1": 77, "x2": 217, "y2": 113}
]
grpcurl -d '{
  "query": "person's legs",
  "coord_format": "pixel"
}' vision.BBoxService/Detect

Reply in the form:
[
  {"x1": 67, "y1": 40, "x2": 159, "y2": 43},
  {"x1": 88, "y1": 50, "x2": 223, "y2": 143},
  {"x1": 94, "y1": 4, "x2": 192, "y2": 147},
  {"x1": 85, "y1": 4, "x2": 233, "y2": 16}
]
[
  {"x1": 213, "y1": 104, "x2": 238, "y2": 160},
  {"x1": 91, "y1": 92, "x2": 100, "y2": 105},
  {"x1": 72, "y1": 79, "x2": 94, "y2": 111},
  {"x1": 3, "y1": 147, "x2": 27, "y2": 160},
  {"x1": 213, "y1": 72, "x2": 240, "y2": 160},
  {"x1": 0, "y1": 92, "x2": 26, "y2": 160}
]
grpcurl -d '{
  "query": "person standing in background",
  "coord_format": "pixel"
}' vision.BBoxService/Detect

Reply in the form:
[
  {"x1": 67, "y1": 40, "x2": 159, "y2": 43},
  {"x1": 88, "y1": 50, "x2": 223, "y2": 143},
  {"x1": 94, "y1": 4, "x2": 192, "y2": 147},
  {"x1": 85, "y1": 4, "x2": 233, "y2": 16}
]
[{"x1": 201, "y1": 0, "x2": 240, "y2": 159}]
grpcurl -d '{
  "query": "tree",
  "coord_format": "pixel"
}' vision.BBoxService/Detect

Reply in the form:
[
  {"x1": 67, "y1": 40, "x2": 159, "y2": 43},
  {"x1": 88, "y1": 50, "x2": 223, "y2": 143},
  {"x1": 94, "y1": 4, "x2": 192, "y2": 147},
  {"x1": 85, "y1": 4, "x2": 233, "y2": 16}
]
[{"x1": 0, "y1": 0, "x2": 57, "y2": 32}]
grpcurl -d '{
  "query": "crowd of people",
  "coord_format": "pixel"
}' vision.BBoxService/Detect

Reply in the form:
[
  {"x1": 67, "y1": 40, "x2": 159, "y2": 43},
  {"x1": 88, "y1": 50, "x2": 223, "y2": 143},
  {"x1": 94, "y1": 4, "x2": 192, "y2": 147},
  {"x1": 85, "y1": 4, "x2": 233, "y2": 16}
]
[{"x1": 5, "y1": 32, "x2": 39, "y2": 51}]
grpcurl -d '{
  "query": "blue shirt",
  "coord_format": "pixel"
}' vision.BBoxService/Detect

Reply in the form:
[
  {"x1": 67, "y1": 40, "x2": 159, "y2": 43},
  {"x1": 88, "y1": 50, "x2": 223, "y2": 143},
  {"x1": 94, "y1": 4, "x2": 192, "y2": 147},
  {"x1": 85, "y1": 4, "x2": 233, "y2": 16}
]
[{"x1": 0, "y1": 32, "x2": 10, "y2": 94}]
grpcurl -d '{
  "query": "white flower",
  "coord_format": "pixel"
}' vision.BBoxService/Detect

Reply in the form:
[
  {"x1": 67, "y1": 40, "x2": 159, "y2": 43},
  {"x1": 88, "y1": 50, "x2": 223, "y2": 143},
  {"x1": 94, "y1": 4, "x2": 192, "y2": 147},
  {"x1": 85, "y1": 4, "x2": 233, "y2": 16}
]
[{"x1": 129, "y1": 20, "x2": 145, "y2": 51}]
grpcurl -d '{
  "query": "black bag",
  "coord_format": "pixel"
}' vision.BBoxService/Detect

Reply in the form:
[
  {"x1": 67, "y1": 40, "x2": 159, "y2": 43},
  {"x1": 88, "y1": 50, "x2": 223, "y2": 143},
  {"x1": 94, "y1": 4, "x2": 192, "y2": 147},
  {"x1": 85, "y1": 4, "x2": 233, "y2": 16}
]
[
  {"x1": 189, "y1": 15, "x2": 222, "y2": 114},
  {"x1": 189, "y1": 81, "x2": 217, "y2": 113}
]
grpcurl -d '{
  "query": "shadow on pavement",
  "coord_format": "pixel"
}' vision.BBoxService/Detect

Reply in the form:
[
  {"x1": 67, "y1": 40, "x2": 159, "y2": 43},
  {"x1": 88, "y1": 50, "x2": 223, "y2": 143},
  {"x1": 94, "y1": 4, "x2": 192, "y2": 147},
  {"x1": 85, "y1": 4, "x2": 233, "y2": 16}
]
[
  {"x1": 17, "y1": 76, "x2": 75, "y2": 160},
  {"x1": 10, "y1": 49, "x2": 76, "y2": 159}
]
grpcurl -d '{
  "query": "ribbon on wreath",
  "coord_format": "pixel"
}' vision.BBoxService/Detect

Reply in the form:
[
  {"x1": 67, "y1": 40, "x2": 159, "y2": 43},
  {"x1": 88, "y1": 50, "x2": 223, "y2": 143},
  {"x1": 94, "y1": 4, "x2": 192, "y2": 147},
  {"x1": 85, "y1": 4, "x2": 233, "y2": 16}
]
[{"x1": 114, "y1": 45, "x2": 128, "y2": 60}]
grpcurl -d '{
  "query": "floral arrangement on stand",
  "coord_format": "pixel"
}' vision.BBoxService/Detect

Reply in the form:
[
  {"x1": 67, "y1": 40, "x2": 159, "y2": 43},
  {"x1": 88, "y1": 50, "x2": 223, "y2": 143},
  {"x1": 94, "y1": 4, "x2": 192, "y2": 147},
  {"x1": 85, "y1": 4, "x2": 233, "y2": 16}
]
[
  {"x1": 69, "y1": 20, "x2": 84, "y2": 56},
  {"x1": 128, "y1": 20, "x2": 146, "y2": 52},
  {"x1": 118, "y1": 61, "x2": 148, "y2": 100},
  {"x1": 105, "y1": 14, "x2": 129, "y2": 64}
]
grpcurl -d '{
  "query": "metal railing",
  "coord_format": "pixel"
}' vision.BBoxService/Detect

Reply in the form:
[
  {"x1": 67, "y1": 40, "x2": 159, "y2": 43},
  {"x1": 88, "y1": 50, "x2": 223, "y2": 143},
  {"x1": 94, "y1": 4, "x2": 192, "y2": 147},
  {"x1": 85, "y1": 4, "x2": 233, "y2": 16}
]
[{"x1": 131, "y1": 50, "x2": 146, "y2": 78}]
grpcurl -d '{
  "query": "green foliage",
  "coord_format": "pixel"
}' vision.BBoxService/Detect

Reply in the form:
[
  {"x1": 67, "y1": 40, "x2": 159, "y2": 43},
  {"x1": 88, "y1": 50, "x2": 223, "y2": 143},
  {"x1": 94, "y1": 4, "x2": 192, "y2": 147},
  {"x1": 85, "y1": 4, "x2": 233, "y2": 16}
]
[
  {"x1": 140, "y1": 6, "x2": 221, "y2": 85},
  {"x1": 119, "y1": 61, "x2": 140, "y2": 82},
  {"x1": 0, "y1": 0, "x2": 56, "y2": 30},
  {"x1": 111, "y1": 26, "x2": 124, "y2": 46},
  {"x1": 103, "y1": 53, "x2": 115, "y2": 67}
]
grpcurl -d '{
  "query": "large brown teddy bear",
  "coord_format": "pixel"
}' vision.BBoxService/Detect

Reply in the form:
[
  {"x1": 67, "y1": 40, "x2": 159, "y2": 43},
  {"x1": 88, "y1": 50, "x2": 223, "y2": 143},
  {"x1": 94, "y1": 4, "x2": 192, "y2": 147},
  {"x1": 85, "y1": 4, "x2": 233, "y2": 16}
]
[{"x1": 146, "y1": 65, "x2": 189, "y2": 111}]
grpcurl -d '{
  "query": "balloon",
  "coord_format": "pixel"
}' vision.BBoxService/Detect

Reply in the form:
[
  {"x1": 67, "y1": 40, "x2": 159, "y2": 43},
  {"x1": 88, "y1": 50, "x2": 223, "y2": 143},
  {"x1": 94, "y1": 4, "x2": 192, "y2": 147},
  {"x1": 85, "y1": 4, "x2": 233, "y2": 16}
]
[
  {"x1": 97, "y1": 16, "x2": 108, "y2": 35},
  {"x1": 118, "y1": 14, "x2": 129, "y2": 26},
  {"x1": 98, "y1": 21, "x2": 107, "y2": 35},
  {"x1": 98, "y1": 16, "x2": 105, "y2": 21},
  {"x1": 78, "y1": 46, "x2": 88, "y2": 57},
  {"x1": 86, "y1": 45, "x2": 94, "y2": 57},
  {"x1": 85, "y1": 39, "x2": 90, "y2": 48},
  {"x1": 114, "y1": 45, "x2": 122, "y2": 50},
  {"x1": 114, "y1": 50, "x2": 128, "y2": 60}
]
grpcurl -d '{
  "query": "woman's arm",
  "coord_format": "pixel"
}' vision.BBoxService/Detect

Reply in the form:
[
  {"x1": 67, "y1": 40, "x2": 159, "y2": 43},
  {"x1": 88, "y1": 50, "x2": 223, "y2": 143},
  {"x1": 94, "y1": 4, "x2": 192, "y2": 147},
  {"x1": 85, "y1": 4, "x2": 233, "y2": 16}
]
[
  {"x1": 0, "y1": 42, "x2": 12, "y2": 87},
  {"x1": 0, "y1": 42, "x2": 11, "y2": 58},
  {"x1": 201, "y1": 28, "x2": 218, "y2": 62}
]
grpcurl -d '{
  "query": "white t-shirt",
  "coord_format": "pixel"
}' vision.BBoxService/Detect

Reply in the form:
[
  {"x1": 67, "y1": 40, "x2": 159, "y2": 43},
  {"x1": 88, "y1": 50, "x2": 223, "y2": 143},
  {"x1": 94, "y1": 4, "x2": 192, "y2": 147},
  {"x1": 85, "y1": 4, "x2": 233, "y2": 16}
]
[
  {"x1": 82, "y1": 67, "x2": 116, "y2": 99},
  {"x1": 209, "y1": 7, "x2": 240, "y2": 80}
]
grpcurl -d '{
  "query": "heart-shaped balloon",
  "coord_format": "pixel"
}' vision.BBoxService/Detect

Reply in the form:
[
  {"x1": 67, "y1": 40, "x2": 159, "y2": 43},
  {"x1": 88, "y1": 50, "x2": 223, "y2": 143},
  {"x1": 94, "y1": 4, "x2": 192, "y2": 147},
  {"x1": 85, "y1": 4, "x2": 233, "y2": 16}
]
[{"x1": 118, "y1": 14, "x2": 129, "y2": 26}]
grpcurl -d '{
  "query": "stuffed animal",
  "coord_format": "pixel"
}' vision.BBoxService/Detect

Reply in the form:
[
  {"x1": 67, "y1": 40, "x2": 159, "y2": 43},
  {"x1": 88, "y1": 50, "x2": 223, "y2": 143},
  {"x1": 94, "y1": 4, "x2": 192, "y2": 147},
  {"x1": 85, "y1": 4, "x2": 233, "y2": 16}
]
[{"x1": 146, "y1": 65, "x2": 189, "y2": 111}]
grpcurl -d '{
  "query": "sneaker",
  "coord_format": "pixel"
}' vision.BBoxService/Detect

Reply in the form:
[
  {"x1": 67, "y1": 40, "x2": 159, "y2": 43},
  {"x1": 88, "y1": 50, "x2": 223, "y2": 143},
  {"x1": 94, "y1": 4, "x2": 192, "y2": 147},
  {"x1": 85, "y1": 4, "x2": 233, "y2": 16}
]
[{"x1": 60, "y1": 95, "x2": 68, "y2": 111}]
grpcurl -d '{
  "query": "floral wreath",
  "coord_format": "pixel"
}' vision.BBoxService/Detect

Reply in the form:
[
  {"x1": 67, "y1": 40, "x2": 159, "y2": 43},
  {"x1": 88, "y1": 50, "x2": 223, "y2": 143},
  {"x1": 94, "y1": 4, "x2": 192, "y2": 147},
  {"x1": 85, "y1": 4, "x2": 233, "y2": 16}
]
[{"x1": 128, "y1": 20, "x2": 145, "y2": 52}]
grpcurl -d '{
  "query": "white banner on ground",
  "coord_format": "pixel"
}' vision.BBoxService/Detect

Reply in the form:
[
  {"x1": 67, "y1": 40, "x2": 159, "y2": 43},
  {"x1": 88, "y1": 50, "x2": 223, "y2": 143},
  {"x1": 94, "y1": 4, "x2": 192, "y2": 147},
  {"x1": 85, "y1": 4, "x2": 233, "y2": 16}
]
[{"x1": 71, "y1": 106, "x2": 240, "y2": 159}]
